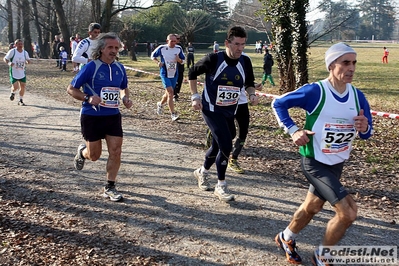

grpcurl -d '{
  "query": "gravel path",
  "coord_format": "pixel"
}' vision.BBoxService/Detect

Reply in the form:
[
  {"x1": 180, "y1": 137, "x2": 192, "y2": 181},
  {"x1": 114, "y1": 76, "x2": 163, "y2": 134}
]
[{"x1": 0, "y1": 86, "x2": 397, "y2": 265}]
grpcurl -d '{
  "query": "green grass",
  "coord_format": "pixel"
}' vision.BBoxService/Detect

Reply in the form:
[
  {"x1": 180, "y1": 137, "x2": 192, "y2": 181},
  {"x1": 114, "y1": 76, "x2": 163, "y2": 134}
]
[{"x1": 120, "y1": 42, "x2": 399, "y2": 113}]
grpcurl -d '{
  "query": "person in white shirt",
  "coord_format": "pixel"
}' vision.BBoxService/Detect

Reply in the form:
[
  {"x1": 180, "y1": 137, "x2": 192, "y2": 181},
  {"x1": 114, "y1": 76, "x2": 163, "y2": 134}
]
[
  {"x1": 70, "y1": 36, "x2": 79, "y2": 72},
  {"x1": 72, "y1": 23, "x2": 101, "y2": 69},
  {"x1": 4, "y1": 39, "x2": 31, "y2": 106}
]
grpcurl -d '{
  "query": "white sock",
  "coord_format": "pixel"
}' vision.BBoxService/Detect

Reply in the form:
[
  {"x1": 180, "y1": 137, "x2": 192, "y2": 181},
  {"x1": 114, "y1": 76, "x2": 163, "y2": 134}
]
[
  {"x1": 200, "y1": 166, "x2": 208, "y2": 174},
  {"x1": 218, "y1": 180, "x2": 226, "y2": 186},
  {"x1": 282, "y1": 227, "x2": 297, "y2": 241}
]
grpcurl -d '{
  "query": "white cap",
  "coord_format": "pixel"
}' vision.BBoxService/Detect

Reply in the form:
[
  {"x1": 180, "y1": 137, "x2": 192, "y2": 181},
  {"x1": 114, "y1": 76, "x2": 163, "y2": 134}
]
[{"x1": 325, "y1": 42, "x2": 356, "y2": 71}]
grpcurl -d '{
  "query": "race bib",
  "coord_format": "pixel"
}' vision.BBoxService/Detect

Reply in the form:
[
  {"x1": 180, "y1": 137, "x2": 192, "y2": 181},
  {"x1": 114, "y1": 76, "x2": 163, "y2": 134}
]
[
  {"x1": 321, "y1": 123, "x2": 356, "y2": 154},
  {"x1": 215, "y1": 85, "x2": 240, "y2": 106},
  {"x1": 15, "y1": 60, "x2": 25, "y2": 69},
  {"x1": 166, "y1": 61, "x2": 177, "y2": 78},
  {"x1": 99, "y1": 87, "x2": 120, "y2": 108}
]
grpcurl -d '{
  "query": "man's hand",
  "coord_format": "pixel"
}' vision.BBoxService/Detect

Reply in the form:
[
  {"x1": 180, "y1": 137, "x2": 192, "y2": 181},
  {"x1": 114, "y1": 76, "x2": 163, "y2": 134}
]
[
  {"x1": 191, "y1": 99, "x2": 202, "y2": 110},
  {"x1": 122, "y1": 97, "x2": 133, "y2": 109},
  {"x1": 249, "y1": 94, "x2": 259, "y2": 106},
  {"x1": 255, "y1": 83, "x2": 262, "y2": 91},
  {"x1": 88, "y1": 95, "x2": 101, "y2": 105},
  {"x1": 292, "y1": 129, "x2": 315, "y2": 146},
  {"x1": 354, "y1": 109, "x2": 368, "y2": 133}
]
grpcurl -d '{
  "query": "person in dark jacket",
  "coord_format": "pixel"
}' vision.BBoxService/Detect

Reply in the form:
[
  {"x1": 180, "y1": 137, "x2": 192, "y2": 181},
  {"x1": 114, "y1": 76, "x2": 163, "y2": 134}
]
[
  {"x1": 52, "y1": 35, "x2": 60, "y2": 67},
  {"x1": 56, "y1": 37, "x2": 67, "y2": 69},
  {"x1": 261, "y1": 48, "x2": 275, "y2": 86},
  {"x1": 174, "y1": 34, "x2": 185, "y2": 101}
]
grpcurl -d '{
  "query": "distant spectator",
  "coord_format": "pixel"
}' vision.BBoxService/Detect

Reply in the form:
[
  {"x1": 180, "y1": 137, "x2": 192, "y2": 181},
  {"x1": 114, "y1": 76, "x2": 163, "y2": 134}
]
[
  {"x1": 59, "y1": 46, "x2": 68, "y2": 72},
  {"x1": 51, "y1": 35, "x2": 60, "y2": 67},
  {"x1": 213, "y1": 41, "x2": 219, "y2": 53},
  {"x1": 33, "y1": 41, "x2": 40, "y2": 58},
  {"x1": 186, "y1": 42, "x2": 195, "y2": 69},
  {"x1": 56, "y1": 37, "x2": 67, "y2": 69},
  {"x1": 382, "y1": 47, "x2": 389, "y2": 63},
  {"x1": 261, "y1": 48, "x2": 275, "y2": 86},
  {"x1": 146, "y1": 41, "x2": 151, "y2": 57}
]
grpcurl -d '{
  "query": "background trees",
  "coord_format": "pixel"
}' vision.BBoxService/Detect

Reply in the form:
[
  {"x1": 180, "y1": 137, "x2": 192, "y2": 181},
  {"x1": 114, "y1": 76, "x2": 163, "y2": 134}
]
[{"x1": 0, "y1": 0, "x2": 397, "y2": 92}]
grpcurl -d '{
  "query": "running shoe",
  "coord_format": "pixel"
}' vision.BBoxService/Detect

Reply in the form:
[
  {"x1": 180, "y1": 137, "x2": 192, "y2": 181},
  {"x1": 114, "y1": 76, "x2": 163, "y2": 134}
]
[
  {"x1": 18, "y1": 99, "x2": 26, "y2": 106},
  {"x1": 103, "y1": 186, "x2": 123, "y2": 202},
  {"x1": 156, "y1": 102, "x2": 163, "y2": 115},
  {"x1": 171, "y1": 113, "x2": 180, "y2": 121},
  {"x1": 193, "y1": 168, "x2": 211, "y2": 191},
  {"x1": 214, "y1": 184, "x2": 235, "y2": 202},
  {"x1": 9, "y1": 93, "x2": 15, "y2": 101},
  {"x1": 275, "y1": 232, "x2": 302, "y2": 264},
  {"x1": 205, "y1": 128, "x2": 212, "y2": 149},
  {"x1": 228, "y1": 158, "x2": 245, "y2": 174},
  {"x1": 312, "y1": 249, "x2": 333, "y2": 266},
  {"x1": 73, "y1": 143, "x2": 86, "y2": 170}
]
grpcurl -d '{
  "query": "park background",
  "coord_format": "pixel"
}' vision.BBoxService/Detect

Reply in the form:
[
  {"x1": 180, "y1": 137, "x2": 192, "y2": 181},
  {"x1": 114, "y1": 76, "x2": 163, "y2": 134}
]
[{"x1": 0, "y1": 0, "x2": 398, "y2": 265}]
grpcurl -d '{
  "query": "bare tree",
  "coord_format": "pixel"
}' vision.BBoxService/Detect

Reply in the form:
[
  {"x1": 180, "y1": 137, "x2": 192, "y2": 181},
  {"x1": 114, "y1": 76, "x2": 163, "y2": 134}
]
[
  {"x1": 6, "y1": 0, "x2": 13, "y2": 44},
  {"x1": 174, "y1": 10, "x2": 216, "y2": 43},
  {"x1": 19, "y1": 0, "x2": 33, "y2": 56},
  {"x1": 52, "y1": 0, "x2": 71, "y2": 53}
]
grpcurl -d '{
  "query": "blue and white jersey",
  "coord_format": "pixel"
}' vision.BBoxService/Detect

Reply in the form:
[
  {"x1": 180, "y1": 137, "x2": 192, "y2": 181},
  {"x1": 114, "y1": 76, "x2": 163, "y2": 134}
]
[
  {"x1": 70, "y1": 59, "x2": 128, "y2": 116},
  {"x1": 151, "y1": 44, "x2": 185, "y2": 78},
  {"x1": 72, "y1": 37, "x2": 98, "y2": 65}
]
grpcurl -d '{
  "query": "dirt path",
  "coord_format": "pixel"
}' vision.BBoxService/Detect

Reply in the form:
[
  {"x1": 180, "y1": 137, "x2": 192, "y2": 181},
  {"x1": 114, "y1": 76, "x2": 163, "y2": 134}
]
[{"x1": 0, "y1": 86, "x2": 397, "y2": 265}]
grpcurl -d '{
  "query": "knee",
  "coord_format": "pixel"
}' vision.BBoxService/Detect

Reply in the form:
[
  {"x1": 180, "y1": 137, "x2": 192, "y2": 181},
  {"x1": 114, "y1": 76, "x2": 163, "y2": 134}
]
[
  {"x1": 87, "y1": 150, "x2": 101, "y2": 161},
  {"x1": 339, "y1": 204, "x2": 358, "y2": 225},
  {"x1": 303, "y1": 203, "x2": 323, "y2": 215},
  {"x1": 108, "y1": 146, "x2": 122, "y2": 158},
  {"x1": 334, "y1": 196, "x2": 358, "y2": 226}
]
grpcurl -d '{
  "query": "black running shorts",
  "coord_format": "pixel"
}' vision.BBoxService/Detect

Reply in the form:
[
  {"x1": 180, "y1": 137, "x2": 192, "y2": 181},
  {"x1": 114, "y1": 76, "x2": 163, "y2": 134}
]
[
  {"x1": 80, "y1": 113, "x2": 123, "y2": 142},
  {"x1": 300, "y1": 156, "x2": 348, "y2": 205}
]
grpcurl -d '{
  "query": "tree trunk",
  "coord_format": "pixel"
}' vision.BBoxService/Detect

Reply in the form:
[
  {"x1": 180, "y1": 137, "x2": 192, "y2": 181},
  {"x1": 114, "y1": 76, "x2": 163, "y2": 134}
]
[
  {"x1": 272, "y1": 1, "x2": 296, "y2": 94},
  {"x1": 16, "y1": 8, "x2": 21, "y2": 39},
  {"x1": 52, "y1": 0, "x2": 71, "y2": 54},
  {"x1": 21, "y1": 0, "x2": 33, "y2": 57},
  {"x1": 6, "y1": 0, "x2": 13, "y2": 44},
  {"x1": 91, "y1": 0, "x2": 101, "y2": 23},
  {"x1": 292, "y1": 0, "x2": 309, "y2": 87},
  {"x1": 100, "y1": 0, "x2": 114, "y2": 32},
  {"x1": 31, "y1": 0, "x2": 43, "y2": 58}
]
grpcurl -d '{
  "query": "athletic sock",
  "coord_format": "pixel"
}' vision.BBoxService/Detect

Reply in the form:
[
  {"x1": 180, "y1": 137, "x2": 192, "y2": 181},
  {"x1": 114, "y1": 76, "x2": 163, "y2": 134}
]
[
  {"x1": 200, "y1": 166, "x2": 208, "y2": 174},
  {"x1": 106, "y1": 181, "x2": 115, "y2": 188},
  {"x1": 217, "y1": 180, "x2": 226, "y2": 186},
  {"x1": 282, "y1": 227, "x2": 297, "y2": 241}
]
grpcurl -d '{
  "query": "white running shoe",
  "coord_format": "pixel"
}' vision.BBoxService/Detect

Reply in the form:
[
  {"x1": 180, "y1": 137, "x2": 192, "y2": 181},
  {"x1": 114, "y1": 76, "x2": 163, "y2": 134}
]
[
  {"x1": 193, "y1": 168, "x2": 211, "y2": 191},
  {"x1": 156, "y1": 102, "x2": 163, "y2": 115},
  {"x1": 171, "y1": 113, "x2": 180, "y2": 121},
  {"x1": 214, "y1": 184, "x2": 235, "y2": 202},
  {"x1": 103, "y1": 186, "x2": 123, "y2": 202}
]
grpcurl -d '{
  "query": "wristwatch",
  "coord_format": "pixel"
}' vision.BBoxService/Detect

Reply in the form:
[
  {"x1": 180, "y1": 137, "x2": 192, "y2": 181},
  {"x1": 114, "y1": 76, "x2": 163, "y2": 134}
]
[{"x1": 83, "y1": 95, "x2": 90, "y2": 102}]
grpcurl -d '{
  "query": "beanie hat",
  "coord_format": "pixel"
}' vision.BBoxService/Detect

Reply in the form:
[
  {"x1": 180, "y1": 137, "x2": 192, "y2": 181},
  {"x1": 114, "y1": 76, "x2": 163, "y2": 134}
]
[{"x1": 325, "y1": 42, "x2": 356, "y2": 71}]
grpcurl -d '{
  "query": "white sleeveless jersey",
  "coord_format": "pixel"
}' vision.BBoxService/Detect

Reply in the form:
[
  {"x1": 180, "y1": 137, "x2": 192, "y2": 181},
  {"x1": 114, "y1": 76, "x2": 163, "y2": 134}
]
[
  {"x1": 5, "y1": 49, "x2": 30, "y2": 79},
  {"x1": 300, "y1": 79, "x2": 359, "y2": 165}
]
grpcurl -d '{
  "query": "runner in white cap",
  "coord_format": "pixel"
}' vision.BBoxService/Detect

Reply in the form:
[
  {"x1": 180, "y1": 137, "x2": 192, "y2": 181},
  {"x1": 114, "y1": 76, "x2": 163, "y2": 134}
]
[{"x1": 272, "y1": 42, "x2": 373, "y2": 265}]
